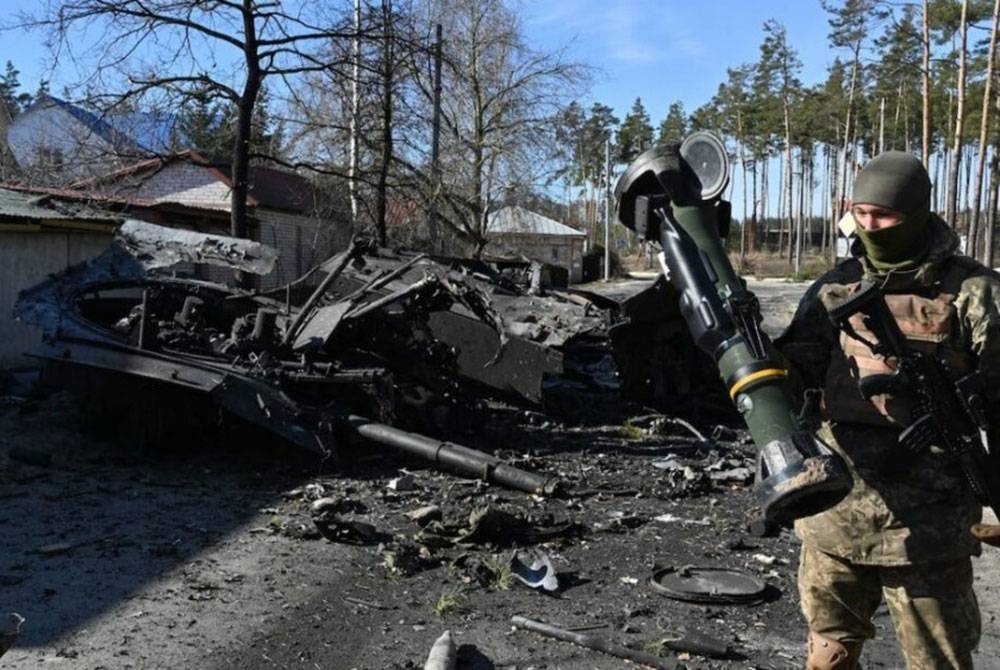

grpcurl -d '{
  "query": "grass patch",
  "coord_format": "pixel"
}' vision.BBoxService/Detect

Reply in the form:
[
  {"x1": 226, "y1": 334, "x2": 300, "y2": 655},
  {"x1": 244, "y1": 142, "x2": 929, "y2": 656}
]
[
  {"x1": 483, "y1": 553, "x2": 516, "y2": 590},
  {"x1": 620, "y1": 424, "x2": 647, "y2": 442},
  {"x1": 432, "y1": 587, "x2": 465, "y2": 616}
]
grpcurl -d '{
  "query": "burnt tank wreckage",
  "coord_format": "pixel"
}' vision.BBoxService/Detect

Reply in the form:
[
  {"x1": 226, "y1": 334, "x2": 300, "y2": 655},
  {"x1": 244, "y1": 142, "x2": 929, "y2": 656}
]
[{"x1": 14, "y1": 218, "x2": 729, "y2": 492}]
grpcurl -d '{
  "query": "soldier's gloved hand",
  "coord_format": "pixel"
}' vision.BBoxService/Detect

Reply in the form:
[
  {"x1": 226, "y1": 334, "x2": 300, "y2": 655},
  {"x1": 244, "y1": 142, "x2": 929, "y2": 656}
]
[{"x1": 970, "y1": 523, "x2": 1000, "y2": 547}]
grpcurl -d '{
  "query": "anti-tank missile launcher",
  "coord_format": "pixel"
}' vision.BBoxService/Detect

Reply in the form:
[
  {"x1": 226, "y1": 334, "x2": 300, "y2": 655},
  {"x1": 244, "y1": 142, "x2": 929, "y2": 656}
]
[{"x1": 614, "y1": 132, "x2": 851, "y2": 524}]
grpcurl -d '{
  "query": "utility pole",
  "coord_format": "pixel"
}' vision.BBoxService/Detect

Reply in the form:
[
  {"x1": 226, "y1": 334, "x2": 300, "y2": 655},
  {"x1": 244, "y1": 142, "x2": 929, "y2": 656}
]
[
  {"x1": 428, "y1": 23, "x2": 443, "y2": 253},
  {"x1": 349, "y1": 0, "x2": 361, "y2": 235},
  {"x1": 603, "y1": 138, "x2": 611, "y2": 281}
]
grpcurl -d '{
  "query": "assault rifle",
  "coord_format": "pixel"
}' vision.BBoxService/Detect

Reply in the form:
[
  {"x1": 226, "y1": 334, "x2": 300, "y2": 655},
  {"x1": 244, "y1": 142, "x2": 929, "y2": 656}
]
[{"x1": 826, "y1": 280, "x2": 1000, "y2": 523}]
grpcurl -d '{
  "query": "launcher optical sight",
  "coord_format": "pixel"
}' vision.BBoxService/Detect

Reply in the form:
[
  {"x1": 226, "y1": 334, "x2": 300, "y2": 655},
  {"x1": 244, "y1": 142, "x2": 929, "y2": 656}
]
[{"x1": 614, "y1": 132, "x2": 851, "y2": 524}]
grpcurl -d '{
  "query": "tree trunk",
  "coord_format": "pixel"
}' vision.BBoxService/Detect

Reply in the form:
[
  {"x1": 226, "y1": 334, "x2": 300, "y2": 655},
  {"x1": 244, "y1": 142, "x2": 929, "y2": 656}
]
[
  {"x1": 349, "y1": 0, "x2": 361, "y2": 235},
  {"x1": 971, "y1": 0, "x2": 1000, "y2": 260},
  {"x1": 838, "y1": 48, "x2": 861, "y2": 221},
  {"x1": 922, "y1": 0, "x2": 932, "y2": 165},
  {"x1": 761, "y1": 159, "x2": 770, "y2": 249},
  {"x1": 751, "y1": 161, "x2": 759, "y2": 252},
  {"x1": 822, "y1": 146, "x2": 831, "y2": 254},
  {"x1": 830, "y1": 127, "x2": 841, "y2": 263},
  {"x1": 879, "y1": 97, "x2": 886, "y2": 153},
  {"x1": 738, "y1": 109, "x2": 749, "y2": 263},
  {"x1": 231, "y1": 0, "x2": 263, "y2": 289},
  {"x1": 947, "y1": 0, "x2": 969, "y2": 230},
  {"x1": 987, "y1": 148, "x2": 1000, "y2": 266},
  {"x1": 374, "y1": 0, "x2": 395, "y2": 247},
  {"x1": 784, "y1": 100, "x2": 794, "y2": 265},
  {"x1": 777, "y1": 152, "x2": 786, "y2": 255}
]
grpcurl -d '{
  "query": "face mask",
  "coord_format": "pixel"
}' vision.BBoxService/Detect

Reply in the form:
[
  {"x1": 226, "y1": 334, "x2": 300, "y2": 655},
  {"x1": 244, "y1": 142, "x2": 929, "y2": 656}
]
[{"x1": 854, "y1": 214, "x2": 930, "y2": 271}]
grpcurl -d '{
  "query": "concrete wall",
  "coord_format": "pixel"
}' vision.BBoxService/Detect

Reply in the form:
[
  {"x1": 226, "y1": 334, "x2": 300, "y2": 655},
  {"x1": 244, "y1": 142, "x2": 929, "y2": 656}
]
[{"x1": 0, "y1": 230, "x2": 112, "y2": 367}]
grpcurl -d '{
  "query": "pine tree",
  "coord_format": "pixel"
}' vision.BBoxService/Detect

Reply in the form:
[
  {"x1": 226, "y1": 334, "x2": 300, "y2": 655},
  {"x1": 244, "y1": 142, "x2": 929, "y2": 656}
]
[
  {"x1": 657, "y1": 101, "x2": 688, "y2": 143},
  {"x1": 0, "y1": 61, "x2": 34, "y2": 117},
  {"x1": 616, "y1": 97, "x2": 653, "y2": 163}
]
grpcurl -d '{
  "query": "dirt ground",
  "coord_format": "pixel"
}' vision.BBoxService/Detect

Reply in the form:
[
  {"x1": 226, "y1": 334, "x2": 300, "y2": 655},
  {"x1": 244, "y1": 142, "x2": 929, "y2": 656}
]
[{"x1": 2, "y1": 278, "x2": 1000, "y2": 670}]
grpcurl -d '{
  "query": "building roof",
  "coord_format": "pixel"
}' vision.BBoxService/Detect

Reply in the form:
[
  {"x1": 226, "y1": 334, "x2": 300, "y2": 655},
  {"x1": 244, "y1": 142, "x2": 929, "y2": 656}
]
[
  {"x1": 34, "y1": 96, "x2": 184, "y2": 154},
  {"x1": 73, "y1": 150, "x2": 316, "y2": 214},
  {"x1": 0, "y1": 186, "x2": 120, "y2": 225},
  {"x1": 487, "y1": 206, "x2": 584, "y2": 238}
]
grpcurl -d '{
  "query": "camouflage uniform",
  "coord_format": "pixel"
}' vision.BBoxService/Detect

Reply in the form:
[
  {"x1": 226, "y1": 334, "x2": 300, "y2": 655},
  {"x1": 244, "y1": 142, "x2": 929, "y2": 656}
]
[{"x1": 777, "y1": 215, "x2": 1000, "y2": 669}]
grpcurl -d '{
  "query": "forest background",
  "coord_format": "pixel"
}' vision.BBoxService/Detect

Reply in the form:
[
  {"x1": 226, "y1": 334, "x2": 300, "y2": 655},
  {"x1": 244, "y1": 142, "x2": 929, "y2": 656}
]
[{"x1": 0, "y1": 0, "x2": 995, "y2": 279}]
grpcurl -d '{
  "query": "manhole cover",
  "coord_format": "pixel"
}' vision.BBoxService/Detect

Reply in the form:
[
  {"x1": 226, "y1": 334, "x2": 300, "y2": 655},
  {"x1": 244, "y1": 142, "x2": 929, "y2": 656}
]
[{"x1": 650, "y1": 566, "x2": 766, "y2": 604}]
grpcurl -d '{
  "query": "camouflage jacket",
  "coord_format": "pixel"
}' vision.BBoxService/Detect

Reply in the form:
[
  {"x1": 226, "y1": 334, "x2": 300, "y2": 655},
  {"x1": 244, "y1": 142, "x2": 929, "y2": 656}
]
[{"x1": 776, "y1": 215, "x2": 1000, "y2": 565}]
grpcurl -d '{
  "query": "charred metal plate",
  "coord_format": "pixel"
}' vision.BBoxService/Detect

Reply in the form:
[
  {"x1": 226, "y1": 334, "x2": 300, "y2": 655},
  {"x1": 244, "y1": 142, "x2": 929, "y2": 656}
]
[
  {"x1": 117, "y1": 219, "x2": 277, "y2": 274},
  {"x1": 427, "y1": 311, "x2": 562, "y2": 404},
  {"x1": 293, "y1": 302, "x2": 352, "y2": 352},
  {"x1": 650, "y1": 566, "x2": 765, "y2": 604}
]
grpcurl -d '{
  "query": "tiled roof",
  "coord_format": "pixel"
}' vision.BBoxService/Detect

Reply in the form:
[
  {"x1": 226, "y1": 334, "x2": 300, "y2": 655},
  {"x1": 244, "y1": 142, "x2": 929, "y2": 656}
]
[
  {"x1": 72, "y1": 151, "x2": 315, "y2": 214},
  {"x1": 487, "y1": 206, "x2": 584, "y2": 237}
]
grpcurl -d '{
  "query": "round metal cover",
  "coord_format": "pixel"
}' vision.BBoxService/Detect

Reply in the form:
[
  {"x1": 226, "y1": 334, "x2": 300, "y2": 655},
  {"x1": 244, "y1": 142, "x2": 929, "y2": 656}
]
[
  {"x1": 650, "y1": 566, "x2": 766, "y2": 604},
  {"x1": 680, "y1": 132, "x2": 729, "y2": 200}
]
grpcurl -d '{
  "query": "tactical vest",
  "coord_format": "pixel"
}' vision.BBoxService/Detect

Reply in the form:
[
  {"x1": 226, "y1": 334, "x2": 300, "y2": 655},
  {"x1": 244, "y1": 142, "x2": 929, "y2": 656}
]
[{"x1": 819, "y1": 260, "x2": 976, "y2": 428}]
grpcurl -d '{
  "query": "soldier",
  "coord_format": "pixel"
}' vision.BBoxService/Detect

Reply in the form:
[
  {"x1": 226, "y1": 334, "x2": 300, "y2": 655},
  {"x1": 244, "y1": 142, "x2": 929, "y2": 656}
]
[{"x1": 776, "y1": 151, "x2": 1000, "y2": 669}]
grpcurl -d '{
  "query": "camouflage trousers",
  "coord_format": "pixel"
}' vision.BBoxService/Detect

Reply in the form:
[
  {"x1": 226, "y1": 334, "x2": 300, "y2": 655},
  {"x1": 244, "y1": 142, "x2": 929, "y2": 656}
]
[{"x1": 798, "y1": 544, "x2": 980, "y2": 669}]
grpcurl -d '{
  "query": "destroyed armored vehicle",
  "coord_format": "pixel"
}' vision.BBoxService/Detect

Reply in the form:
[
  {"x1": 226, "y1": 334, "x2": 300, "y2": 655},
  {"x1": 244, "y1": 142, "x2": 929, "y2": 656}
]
[{"x1": 13, "y1": 221, "x2": 726, "y2": 486}]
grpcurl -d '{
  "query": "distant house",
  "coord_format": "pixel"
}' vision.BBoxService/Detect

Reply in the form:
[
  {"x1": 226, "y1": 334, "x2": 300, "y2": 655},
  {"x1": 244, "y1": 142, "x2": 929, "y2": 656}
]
[
  {"x1": 0, "y1": 186, "x2": 120, "y2": 365},
  {"x1": 4, "y1": 150, "x2": 334, "y2": 289},
  {"x1": 5, "y1": 95, "x2": 182, "y2": 184},
  {"x1": 487, "y1": 206, "x2": 586, "y2": 282},
  {"x1": 29, "y1": 149, "x2": 334, "y2": 288}
]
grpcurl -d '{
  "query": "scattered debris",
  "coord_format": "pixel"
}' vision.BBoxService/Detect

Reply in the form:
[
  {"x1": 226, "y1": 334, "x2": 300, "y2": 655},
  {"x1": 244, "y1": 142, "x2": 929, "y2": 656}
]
[
  {"x1": 388, "y1": 473, "x2": 418, "y2": 491},
  {"x1": 510, "y1": 550, "x2": 559, "y2": 592},
  {"x1": 651, "y1": 628, "x2": 733, "y2": 660},
  {"x1": 511, "y1": 615, "x2": 680, "y2": 670},
  {"x1": 310, "y1": 497, "x2": 378, "y2": 544},
  {"x1": 654, "y1": 513, "x2": 711, "y2": 526},
  {"x1": 406, "y1": 505, "x2": 444, "y2": 527},
  {"x1": 650, "y1": 566, "x2": 766, "y2": 605},
  {"x1": 36, "y1": 541, "x2": 80, "y2": 556},
  {"x1": 423, "y1": 630, "x2": 457, "y2": 670},
  {"x1": 0, "y1": 613, "x2": 24, "y2": 659}
]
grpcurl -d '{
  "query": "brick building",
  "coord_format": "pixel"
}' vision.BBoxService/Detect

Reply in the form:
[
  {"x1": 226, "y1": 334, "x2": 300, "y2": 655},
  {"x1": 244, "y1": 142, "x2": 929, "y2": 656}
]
[
  {"x1": 487, "y1": 206, "x2": 586, "y2": 282},
  {"x1": 64, "y1": 150, "x2": 335, "y2": 288}
]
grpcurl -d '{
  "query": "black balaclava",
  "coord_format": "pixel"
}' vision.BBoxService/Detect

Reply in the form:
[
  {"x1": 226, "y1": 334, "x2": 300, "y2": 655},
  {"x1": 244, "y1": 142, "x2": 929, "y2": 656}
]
[{"x1": 852, "y1": 151, "x2": 932, "y2": 272}]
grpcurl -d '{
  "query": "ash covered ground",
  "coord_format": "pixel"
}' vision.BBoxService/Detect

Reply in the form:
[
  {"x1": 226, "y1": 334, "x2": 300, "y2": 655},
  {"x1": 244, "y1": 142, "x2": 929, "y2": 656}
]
[{"x1": 2, "y1": 279, "x2": 999, "y2": 670}]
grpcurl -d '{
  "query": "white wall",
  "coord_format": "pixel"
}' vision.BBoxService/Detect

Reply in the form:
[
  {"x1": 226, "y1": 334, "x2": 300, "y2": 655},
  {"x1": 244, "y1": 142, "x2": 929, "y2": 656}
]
[
  {"x1": 125, "y1": 162, "x2": 233, "y2": 210},
  {"x1": 7, "y1": 105, "x2": 121, "y2": 182},
  {"x1": 0, "y1": 230, "x2": 112, "y2": 367}
]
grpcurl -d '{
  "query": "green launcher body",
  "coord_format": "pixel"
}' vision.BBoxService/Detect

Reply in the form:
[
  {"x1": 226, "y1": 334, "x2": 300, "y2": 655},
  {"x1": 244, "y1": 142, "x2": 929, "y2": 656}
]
[{"x1": 615, "y1": 135, "x2": 851, "y2": 523}]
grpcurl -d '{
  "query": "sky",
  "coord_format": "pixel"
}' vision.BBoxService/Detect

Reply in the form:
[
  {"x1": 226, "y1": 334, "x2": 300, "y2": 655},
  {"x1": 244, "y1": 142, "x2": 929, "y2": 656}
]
[
  {"x1": 1, "y1": 0, "x2": 840, "y2": 125},
  {"x1": 520, "y1": 0, "x2": 838, "y2": 127},
  {"x1": 0, "y1": 0, "x2": 845, "y2": 219}
]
